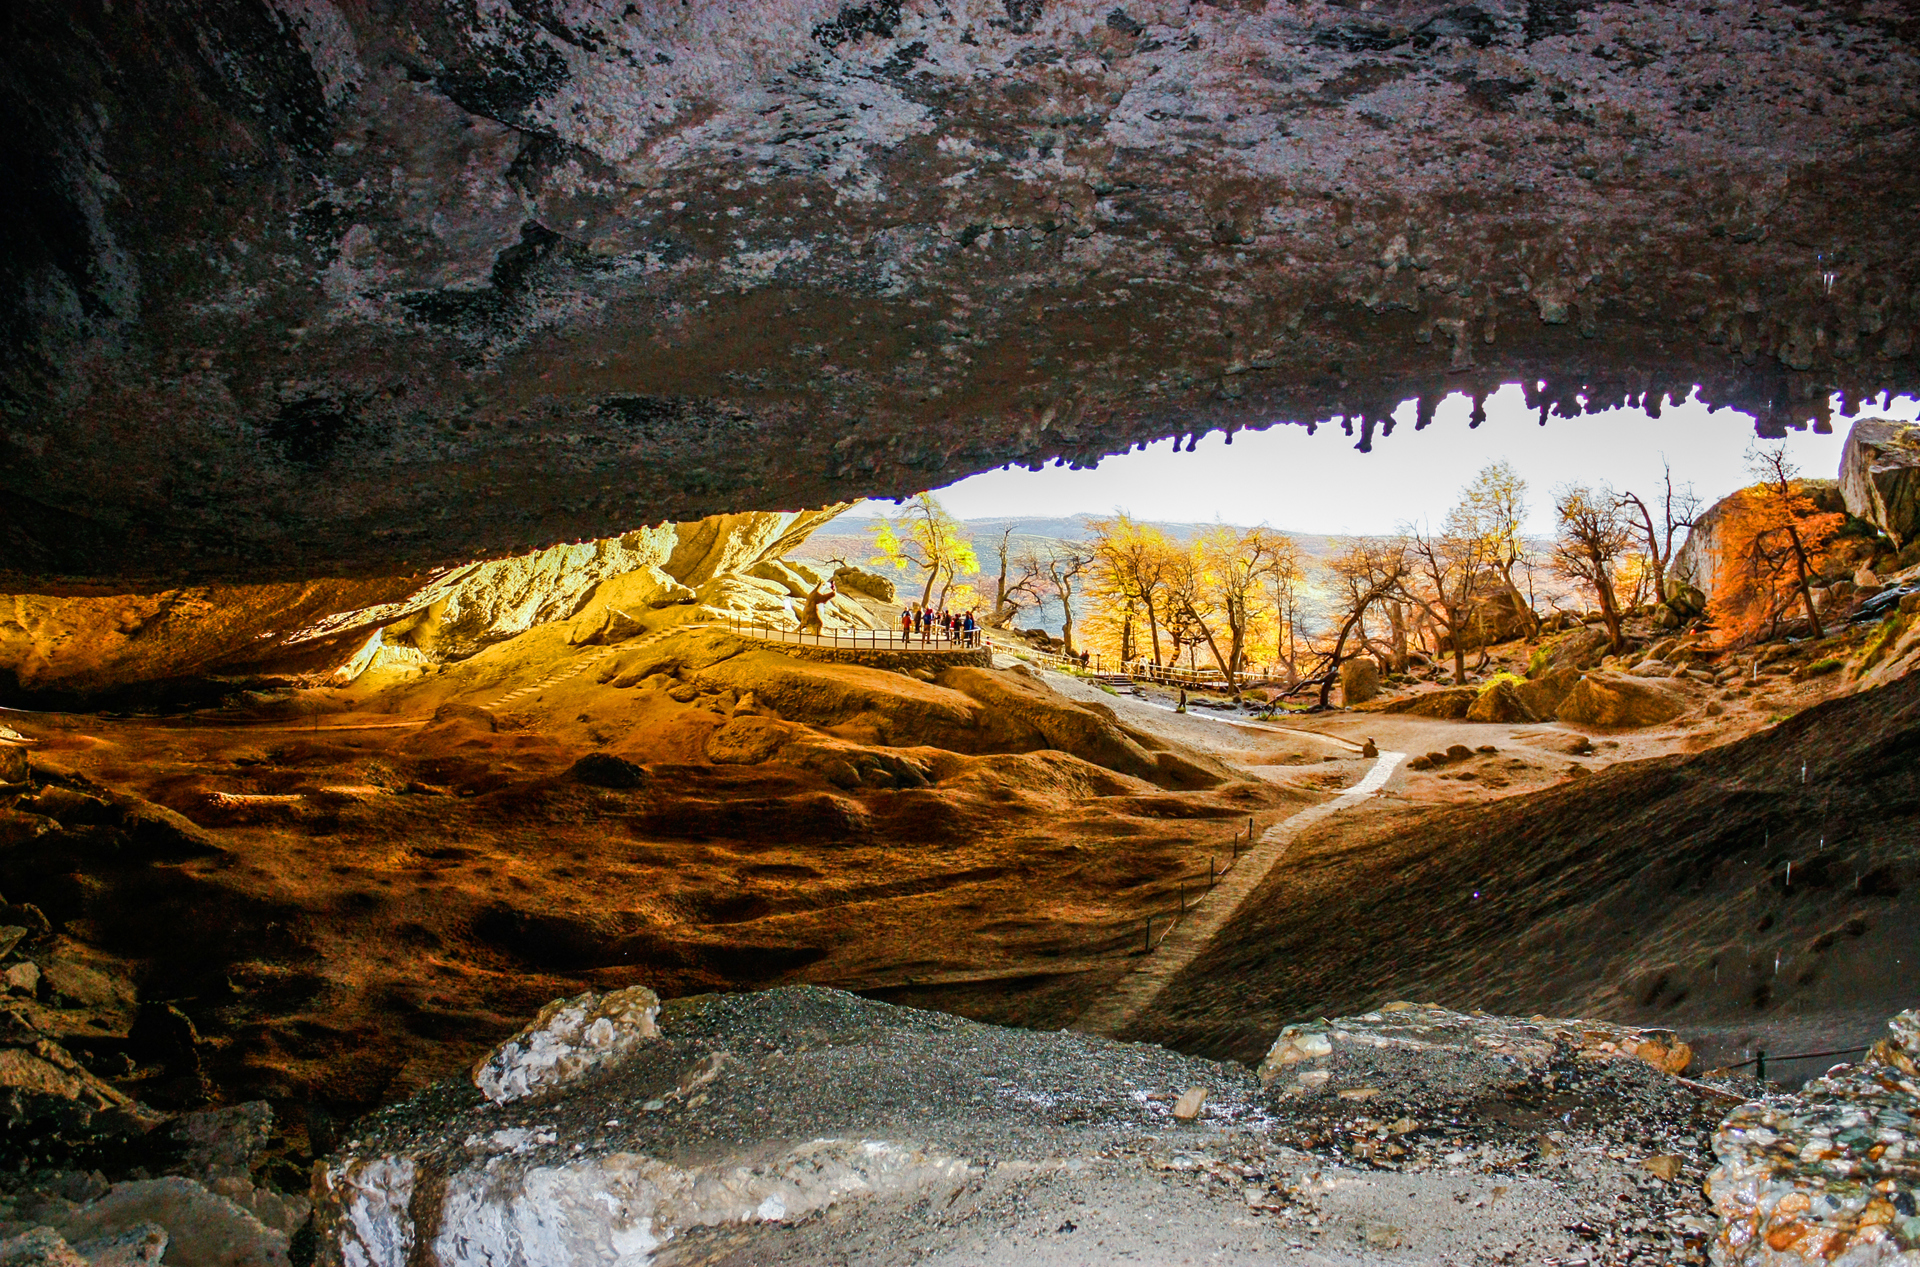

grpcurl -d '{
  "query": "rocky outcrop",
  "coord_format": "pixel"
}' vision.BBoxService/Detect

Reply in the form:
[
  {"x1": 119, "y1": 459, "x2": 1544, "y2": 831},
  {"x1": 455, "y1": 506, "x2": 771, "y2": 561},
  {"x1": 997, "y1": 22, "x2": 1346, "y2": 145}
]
[
  {"x1": 1464, "y1": 677, "x2": 1535, "y2": 723},
  {"x1": 1839, "y1": 418, "x2": 1920, "y2": 550},
  {"x1": 6, "y1": 2, "x2": 1918, "y2": 582},
  {"x1": 1671, "y1": 480, "x2": 1849, "y2": 602},
  {"x1": 1257, "y1": 1002, "x2": 1692, "y2": 1095},
  {"x1": 308, "y1": 987, "x2": 1742, "y2": 1267}
]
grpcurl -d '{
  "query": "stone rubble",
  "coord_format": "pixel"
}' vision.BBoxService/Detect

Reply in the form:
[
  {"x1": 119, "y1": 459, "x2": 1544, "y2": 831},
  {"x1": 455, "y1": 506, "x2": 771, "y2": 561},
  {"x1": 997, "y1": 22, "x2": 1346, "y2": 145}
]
[
  {"x1": 1260, "y1": 1002, "x2": 1696, "y2": 1094},
  {"x1": 1706, "y1": 1009, "x2": 1919, "y2": 1266}
]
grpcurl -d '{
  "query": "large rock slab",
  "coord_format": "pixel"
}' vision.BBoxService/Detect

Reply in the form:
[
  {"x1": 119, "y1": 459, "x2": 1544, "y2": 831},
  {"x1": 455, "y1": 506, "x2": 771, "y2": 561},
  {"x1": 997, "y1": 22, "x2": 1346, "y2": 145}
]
[
  {"x1": 1839, "y1": 418, "x2": 1920, "y2": 550},
  {"x1": 1257, "y1": 1002, "x2": 1693, "y2": 1096}
]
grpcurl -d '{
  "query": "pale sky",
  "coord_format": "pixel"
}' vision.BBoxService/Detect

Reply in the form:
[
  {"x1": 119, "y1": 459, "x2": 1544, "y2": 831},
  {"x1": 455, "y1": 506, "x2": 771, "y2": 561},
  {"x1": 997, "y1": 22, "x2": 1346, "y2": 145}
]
[{"x1": 851, "y1": 387, "x2": 1919, "y2": 537}]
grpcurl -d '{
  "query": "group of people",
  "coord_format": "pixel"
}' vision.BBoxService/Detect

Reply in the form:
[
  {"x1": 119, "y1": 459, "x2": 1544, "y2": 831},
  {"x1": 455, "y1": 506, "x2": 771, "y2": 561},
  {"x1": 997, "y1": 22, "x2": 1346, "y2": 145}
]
[{"x1": 900, "y1": 604, "x2": 981, "y2": 647}]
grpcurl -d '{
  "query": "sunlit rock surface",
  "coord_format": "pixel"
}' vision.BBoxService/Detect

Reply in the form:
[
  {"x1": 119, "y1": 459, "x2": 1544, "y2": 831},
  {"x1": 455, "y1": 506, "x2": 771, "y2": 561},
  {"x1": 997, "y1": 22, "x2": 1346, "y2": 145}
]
[
  {"x1": 6, "y1": 0, "x2": 1919, "y2": 581},
  {"x1": 0, "y1": 509, "x2": 853, "y2": 703}
]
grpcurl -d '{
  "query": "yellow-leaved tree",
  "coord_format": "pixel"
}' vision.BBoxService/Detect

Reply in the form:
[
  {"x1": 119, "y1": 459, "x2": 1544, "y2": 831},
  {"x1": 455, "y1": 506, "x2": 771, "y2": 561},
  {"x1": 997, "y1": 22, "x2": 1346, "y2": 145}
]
[{"x1": 868, "y1": 493, "x2": 979, "y2": 611}]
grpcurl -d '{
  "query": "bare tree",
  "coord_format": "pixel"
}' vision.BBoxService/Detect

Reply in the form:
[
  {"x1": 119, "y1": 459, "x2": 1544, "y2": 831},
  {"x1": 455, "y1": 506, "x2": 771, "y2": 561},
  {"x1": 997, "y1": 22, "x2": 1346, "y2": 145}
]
[
  {"x1": 1020, "y1": 542, "x2": 1094, "y2": 654},
  {"x1": 1167, "y1": 526, "x2": 1294, "y2": 695},
  {"x1": 1398, "y1": 515, "x2": 1492, "y2": 684},
  {"x1": 1452, "y1": 461, "x2": 1539, "y2": 638},
  {"x1": 1086, "y1": 514, "x2": 1177, "y2": 665},
  {"x1": 1552, "y1": 484, "x2": 1636, "y2": 652},
  {"x1": 987, "y1": 527, "x2": 1046, "y2": 627},
  {"x1": 1740, "y1": 444, "x2": 1840, "y2": 640},
  {"x1": 1316, "y1": 540, "x2": 1409, "y2": 708},
  {"x1": 1616, "y1": 458, "x2": 1701, "y2": 603}
]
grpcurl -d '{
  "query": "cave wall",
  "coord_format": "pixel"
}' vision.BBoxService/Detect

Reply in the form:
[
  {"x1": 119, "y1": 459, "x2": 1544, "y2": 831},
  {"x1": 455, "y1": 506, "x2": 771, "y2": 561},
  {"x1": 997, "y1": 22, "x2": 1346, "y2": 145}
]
[
  {"x1": 0, "y1": 508, "x2": 848, "y2": 702},
  {"x1": 4, "y1": 0, "x2": 1918, "y2": 582}
]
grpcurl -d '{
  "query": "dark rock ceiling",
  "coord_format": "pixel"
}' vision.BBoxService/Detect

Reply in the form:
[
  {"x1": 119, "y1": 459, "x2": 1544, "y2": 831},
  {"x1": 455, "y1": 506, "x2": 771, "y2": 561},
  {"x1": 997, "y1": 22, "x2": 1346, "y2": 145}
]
[{"x1": 4, "y1": 0, "x2": 1918, "y2": 582}]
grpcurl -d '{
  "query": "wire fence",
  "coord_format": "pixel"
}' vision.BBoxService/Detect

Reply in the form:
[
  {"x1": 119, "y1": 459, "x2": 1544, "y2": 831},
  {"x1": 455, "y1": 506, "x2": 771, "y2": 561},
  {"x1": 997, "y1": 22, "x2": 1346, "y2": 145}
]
[
  {"x1": 1136, "y1": 816, "x2": 1258, "y2": 953},
  {"x1": 1717, "y1": 1045, "x2": 1872, "y2": 1081}
]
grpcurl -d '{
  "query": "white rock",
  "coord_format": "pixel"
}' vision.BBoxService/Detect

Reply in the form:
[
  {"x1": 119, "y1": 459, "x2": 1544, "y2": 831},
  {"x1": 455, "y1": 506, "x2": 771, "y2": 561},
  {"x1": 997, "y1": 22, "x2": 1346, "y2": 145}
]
[{"x1": 470, "y1": 985, "x2": 660, "y2": 1105}]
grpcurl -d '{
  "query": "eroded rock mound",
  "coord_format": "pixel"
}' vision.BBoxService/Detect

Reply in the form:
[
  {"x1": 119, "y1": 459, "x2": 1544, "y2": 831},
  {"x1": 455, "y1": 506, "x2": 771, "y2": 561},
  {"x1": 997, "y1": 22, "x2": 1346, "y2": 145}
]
[{"x1": 311, "y1": 987, "x2": 1749, "y2": 1267}]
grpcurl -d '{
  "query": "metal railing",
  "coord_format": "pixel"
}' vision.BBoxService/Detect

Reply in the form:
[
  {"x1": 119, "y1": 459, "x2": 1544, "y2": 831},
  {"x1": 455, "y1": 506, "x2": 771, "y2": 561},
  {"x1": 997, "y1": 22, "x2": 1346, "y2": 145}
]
[
  {"x1": 992, "y1": 639, "x2": 1294, "y2": 690},
  {"x1": 723, "y1": 615, "x2": 987, "y2": 651}
]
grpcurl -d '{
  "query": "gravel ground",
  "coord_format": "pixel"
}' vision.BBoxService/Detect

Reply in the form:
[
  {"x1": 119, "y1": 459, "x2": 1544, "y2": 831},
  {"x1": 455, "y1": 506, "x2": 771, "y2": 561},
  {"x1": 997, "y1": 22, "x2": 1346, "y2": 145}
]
[{"x1": 324, "y1": 987, "x2": 1740, "y2": 1266}]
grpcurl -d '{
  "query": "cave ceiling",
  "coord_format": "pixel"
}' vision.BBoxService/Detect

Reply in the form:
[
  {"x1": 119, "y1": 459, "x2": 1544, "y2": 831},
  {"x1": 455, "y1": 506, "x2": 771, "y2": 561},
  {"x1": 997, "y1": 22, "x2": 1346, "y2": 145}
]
[{"x1": 4, "y1": 0, "x2": 1918, "y2": 583}]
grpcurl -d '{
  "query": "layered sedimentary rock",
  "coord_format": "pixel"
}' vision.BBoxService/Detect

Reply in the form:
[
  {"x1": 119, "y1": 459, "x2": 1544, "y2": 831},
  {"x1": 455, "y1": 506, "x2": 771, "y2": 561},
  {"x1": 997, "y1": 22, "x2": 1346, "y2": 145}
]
[{"x1": 5, "y1": 0, "x2": 1919, "y2": 581}]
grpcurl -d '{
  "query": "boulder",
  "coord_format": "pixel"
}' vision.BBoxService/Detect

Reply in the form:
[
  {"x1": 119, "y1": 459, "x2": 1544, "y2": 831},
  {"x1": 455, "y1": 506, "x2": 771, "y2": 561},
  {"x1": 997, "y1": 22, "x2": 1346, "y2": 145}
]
[
  {"x1": 471, "y1": 986, "x2": 662, "y2": 1104},
  {"x1": 568, "y1": 753, "x2": 648, "y2": 788},
  {"x1": 1381, "y1": 688, "x2": 1475, "y2": 719},
  {"x1": 0, "y1": 743, "x2": 28, "y2": 786},
  {"x1": 1555, "y1": 672, "x2": 1688, "y2": 728},
  {"x1": 1528, "y1": 626, "x2": 1611, "y2": 678},
  {"x1": 1465, "y1": 679, "x2": 1537, "y2": 724},
  {"x1": 1673, "y1": 479, "x2": 1849, "y2": 600},
  {"x1": 54, "y1": 1178, "x2": 287, "y2": 1267},
  {"x1": 1514, "y1": 665, "x2": 1580, "y2": 719},
  {"x1": 1839, "y1": 418, "x2": 1920, "y2": 548},
  {"x1": 832, "y1": 565, "x2": 896, "y2": 603},
  {"x1": 1435, "y1": 583, "x2": 1536, "y2": 652},
  {"x1": 704, "y1": 716, "x2": 794, "y2": 766},
  {"x1": 1338, "y1": 658, "x2": 1380, "y2": 705}
]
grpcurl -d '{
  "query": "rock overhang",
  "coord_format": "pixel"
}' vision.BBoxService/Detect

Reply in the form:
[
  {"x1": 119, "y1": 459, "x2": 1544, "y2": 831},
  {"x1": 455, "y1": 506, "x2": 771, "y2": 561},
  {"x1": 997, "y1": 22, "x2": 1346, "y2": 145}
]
[{"x1": 5, "y1": 0, "x2": 1918, "y2": 583}]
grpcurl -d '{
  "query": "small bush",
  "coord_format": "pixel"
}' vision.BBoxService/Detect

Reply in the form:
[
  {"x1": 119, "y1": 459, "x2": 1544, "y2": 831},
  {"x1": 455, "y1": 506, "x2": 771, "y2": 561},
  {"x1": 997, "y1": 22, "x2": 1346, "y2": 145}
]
[
  {"x1": 1803, "y1": 658, "x2": 1842, "y2": 676},
  {"x1": 1855, "y1": 611, "x2": 1910, "y2": 676}
]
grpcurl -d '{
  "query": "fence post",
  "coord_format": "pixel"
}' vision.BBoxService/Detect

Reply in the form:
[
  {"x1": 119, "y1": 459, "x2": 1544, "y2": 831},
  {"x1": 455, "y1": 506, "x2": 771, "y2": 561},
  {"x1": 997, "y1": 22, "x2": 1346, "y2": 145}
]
[
  {"x1": 1209, "y1": 856, "x2": 1215, "y2": 888},
  {"x1": 1178, "y1": 880, "x2": 1185, "y2": 912},
  {"x1": 1144, "y1": 915, "x2": 1152, "y2": 952}
]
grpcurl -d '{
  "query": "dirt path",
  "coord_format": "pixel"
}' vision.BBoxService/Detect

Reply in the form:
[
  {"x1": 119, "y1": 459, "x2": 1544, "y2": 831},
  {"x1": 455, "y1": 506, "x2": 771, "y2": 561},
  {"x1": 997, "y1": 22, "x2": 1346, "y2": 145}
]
[{"x1": 1072, "y1": 745, "x2": 1406, "y2": 1037}]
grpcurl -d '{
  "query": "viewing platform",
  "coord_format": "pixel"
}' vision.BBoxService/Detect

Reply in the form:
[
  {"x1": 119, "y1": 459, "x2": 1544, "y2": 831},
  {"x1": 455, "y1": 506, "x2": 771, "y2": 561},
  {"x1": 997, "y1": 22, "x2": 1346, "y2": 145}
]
[{"x1": 717, "y1": 617, "x2": 993, "y2": 671}]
